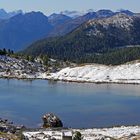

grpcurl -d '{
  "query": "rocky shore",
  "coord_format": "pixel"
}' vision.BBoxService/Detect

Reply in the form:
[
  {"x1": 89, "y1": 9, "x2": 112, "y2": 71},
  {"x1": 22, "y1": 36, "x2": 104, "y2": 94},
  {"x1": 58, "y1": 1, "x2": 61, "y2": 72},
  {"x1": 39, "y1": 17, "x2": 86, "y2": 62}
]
[
  {"x1": 22, "y1": 114, "x2": 140, "y2": 140},
  {"x1": 0, "y1": 118, "x2": 25, "y2": 140},
  {"x1": 1, "y1": 114, "x2": 140, "y2": 140},
  {"x1": 23, "y1": 126, "x2": 140, "y2": 140}
]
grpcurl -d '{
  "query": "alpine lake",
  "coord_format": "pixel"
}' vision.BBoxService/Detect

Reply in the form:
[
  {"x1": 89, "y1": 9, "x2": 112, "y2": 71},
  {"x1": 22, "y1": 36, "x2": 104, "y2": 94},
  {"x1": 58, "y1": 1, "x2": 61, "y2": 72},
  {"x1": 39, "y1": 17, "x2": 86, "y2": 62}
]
[{"x1": 0, "y1": 79, "x2": 140, "y2": 128}]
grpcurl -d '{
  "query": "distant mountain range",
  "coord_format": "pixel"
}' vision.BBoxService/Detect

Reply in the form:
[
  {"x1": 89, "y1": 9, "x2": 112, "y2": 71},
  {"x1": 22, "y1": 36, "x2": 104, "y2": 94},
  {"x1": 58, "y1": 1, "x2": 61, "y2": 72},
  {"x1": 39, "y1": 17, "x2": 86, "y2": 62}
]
[
  {"x1": 48, "y1": 9, "x2": 134, "y2": 37},
  {"x1": 0, "y1": 9, "x2": 22, "y2": 19},
  {"x1": 0, "y1": 9, "x2": 138, "y2": 51}
]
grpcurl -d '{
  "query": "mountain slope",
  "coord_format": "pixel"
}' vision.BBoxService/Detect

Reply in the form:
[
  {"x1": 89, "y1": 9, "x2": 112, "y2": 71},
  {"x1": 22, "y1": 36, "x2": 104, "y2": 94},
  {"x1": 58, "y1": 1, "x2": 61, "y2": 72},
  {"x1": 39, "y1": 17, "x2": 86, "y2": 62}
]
[
  {"x1": 48, "y1": 13, "x2": 72, "y2": 26},
  {"x1": 48, "y1": 10, "x2": 115, "y2": 37},
  {"x1": 0, "y1": 12, "x2": 53, "y2": 51},
  {"x1": 23, "y1": 13, "x2": 140, "y2": 64}
]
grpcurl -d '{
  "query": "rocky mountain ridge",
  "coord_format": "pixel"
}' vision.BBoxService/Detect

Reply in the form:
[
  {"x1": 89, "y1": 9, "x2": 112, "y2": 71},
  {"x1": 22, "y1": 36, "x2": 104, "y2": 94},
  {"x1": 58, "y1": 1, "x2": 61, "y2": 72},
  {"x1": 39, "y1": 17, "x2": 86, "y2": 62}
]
[
  {"x1": 86, "y1": 13, "x2": 134, "y2": 31},
  {"x1": 48, "y1": 10, "x2": 134, "y2": 37},
  {"x1": 0, "y1": 9, "x2": 137, "y2": 51}
]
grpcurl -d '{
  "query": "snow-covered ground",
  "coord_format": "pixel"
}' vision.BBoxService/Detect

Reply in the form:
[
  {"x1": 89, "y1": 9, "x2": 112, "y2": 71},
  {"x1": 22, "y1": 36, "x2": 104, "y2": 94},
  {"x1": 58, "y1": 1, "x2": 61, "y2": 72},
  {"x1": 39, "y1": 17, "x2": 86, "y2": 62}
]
[
  {"x1": 47, "y1": 61, "x2": 140, "y2": 84},
  {"x1": 23, "y1": 126, "x2": 140, "y2": 140}
]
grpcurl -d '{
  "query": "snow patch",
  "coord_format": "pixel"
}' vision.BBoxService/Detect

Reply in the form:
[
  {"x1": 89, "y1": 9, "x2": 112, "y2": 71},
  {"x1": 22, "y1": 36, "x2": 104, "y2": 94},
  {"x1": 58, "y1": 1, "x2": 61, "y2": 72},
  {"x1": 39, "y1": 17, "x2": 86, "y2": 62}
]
[{"x1": 47, "y1": 62, "x2": 140, "y2": 84}]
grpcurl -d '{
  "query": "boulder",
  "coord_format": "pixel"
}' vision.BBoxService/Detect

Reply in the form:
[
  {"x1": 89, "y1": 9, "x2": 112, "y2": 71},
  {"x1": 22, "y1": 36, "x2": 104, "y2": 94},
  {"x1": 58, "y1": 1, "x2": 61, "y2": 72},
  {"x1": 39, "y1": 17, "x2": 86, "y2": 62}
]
[
  {"x1": 72, "y1": 131, "x2": 82, "y2": 140},
  {"x1": 42, "y1": 113, "x2": 63, "y2": 128}
]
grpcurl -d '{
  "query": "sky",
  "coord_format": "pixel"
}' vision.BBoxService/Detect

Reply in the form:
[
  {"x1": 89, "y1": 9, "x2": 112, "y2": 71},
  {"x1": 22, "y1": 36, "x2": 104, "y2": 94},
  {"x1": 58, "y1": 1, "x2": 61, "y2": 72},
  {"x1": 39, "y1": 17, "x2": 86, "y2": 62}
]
[{"x1": 0, "y1": 0, "x2": 140, "y2": 15}]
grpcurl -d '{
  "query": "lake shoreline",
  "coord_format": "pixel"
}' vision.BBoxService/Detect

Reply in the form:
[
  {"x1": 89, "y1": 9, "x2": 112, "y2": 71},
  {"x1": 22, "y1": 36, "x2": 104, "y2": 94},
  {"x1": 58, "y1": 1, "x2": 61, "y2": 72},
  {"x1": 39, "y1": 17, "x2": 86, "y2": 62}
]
[
  {"x1": 1, "y1": 118, "x2": 140, "y2": 140},
  {"x1": 1, "y1": 54, "x2": 140, "y2": 85},
  {"x1": 1, "y1": 76, "x2": 140, "y2": 85},
  {"x1": 47, "y1": 62, "x2": 140, "y2": 85},
  {"x1": 23, "y1": 126, "x2": 140, "y2": 140}
]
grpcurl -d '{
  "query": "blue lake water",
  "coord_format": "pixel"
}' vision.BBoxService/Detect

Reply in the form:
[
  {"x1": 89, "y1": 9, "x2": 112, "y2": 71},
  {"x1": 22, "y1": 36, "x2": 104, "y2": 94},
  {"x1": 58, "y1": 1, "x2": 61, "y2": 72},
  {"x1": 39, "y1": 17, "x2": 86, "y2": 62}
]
[{"x1": 0, "y1": 79, "x2": 140, "y2": 128}]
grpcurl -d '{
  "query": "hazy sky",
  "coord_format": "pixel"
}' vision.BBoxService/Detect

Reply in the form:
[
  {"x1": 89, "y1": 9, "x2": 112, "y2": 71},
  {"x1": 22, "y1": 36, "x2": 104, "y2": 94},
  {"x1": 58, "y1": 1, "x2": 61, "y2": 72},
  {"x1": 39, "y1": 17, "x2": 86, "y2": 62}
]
[{"x1": 0, "y1": 0, "x2": 140, "y2": 15}]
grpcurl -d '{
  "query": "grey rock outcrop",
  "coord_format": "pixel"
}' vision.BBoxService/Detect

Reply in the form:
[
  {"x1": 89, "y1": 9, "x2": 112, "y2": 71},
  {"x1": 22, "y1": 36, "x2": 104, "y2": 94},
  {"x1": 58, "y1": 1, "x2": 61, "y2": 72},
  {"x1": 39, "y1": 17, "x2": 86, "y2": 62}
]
[{"x1": 42, "y1": 113, "x2": 63, "y2": 128}]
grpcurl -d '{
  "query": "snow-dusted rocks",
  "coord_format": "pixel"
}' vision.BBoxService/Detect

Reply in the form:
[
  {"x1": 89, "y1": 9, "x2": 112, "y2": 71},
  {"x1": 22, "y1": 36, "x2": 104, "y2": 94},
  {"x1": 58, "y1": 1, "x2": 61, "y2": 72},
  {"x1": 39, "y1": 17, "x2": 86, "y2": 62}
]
[
  {"x1": 0, "y1": 55, "x2": 47, "y2": 79},
  {"x1": 23, "y1": 126, "x2": 140, "y2": 140},
  {"x1": 87, "y1": 13, "x2": 134, "y2": 30},
  {"x1": 23, "y1": 129, "x2": 73, "y2": 140},
  {"x1": 77, "y1": 126, "x2": 140, "y2": 140},
  {"x1": 86, "y1": 13, "x2": 135, "y2": 37},
  {"x1": 47, "y1": 61, "x2": 140, "y2": 84}
]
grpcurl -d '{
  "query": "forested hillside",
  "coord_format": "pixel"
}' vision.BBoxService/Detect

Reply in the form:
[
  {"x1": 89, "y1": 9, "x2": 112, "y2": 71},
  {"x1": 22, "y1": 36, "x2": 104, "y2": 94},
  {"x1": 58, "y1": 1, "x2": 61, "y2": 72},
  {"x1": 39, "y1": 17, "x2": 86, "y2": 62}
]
[{"x1": 23, "y1": 14, "x2": 140, "y2": 65}]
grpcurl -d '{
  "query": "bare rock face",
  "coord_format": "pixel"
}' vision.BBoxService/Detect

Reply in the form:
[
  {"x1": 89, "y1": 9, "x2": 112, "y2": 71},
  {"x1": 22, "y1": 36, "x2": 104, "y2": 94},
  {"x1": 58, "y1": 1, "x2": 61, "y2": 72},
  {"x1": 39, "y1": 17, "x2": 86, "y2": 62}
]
[{"x1": 42, "y1": 113, "x2": 63, "y2": 128}]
